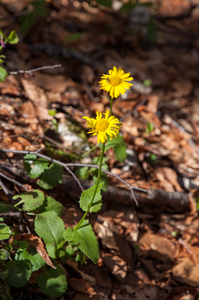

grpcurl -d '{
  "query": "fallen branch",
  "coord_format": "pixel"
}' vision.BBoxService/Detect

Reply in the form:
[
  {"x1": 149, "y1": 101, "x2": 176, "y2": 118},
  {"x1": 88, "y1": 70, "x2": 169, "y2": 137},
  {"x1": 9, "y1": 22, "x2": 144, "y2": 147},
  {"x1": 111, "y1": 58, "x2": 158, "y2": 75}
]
[{"x1": 9, "y1": 64, "x2": 62, "y2": 76}]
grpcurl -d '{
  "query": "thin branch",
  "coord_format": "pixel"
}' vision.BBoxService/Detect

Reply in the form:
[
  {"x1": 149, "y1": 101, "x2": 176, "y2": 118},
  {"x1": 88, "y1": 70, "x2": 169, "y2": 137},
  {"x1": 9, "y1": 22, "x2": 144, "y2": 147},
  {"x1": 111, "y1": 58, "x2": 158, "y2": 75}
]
[
  {"x1": 0, "y1": 172, "x2": 28, "y2": 190},
  {"x1": 0, "y1": 212, "x2": 21, "y2": 217},
  {"x1": 9, "y1": 64, "x2": 62, "y2": 76},
  {"x1": 0, "y1": 149, "x2": 147, "y2": 205},
  {"x1": 64, "y1": 166, "x2": 84, "y2": 192}
]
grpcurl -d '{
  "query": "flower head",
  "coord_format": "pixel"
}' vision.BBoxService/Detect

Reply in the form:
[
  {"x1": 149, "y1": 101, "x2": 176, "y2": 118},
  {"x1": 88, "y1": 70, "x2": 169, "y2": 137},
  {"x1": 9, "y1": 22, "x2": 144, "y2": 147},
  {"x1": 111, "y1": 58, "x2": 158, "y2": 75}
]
[
  {"x1": 83, "y1": 110, "x2": 122, "y2": 144},
  {"x1": 99, "y1": 66, "x2": 133, "y2": 98}
]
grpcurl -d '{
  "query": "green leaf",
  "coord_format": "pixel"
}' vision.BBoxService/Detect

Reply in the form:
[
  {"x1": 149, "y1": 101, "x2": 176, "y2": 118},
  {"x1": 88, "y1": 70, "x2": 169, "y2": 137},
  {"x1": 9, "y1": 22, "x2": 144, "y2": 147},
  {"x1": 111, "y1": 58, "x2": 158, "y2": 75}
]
[
  {"x1": 37, "y1": 264, "x2": 67, "y2": 297},
  {"x1": 79, "y1": 182, "x2": 103, "y2": 213},
  {"x1": 0, "y1": 67, "x2": 8, "y2": 82},
  {"x1": 75, "y1": 166, "x2": 89, "y2": 179},
  {"x1": 104, "y1": 134, "x2": 127, "y2": 162},
  {"x1": 17, "y1": 241, "x2": 29, "y2": 250},
  {"x1": 93, "y1": 172, "x2": 108, "y2": 192},
  {"x1": 18, "y1": 248, "x2": 45, "y2": 271},
  {"x1": 4, "y1": 261, "x2": 32, "y2": 288},
  {"x1": 13, "y1": 190, "x2": 45, "y2": 211},
  {"x1": 52, "y1": 118, "x2": 58, "y2": 132},
  {"x1": 36, "y1": 196, "x2": 63, "y2": 216},
  {"x1": 0, "y1": 249, "x2": 10, "y2": 260},
  {"x1": 48, "y1": 109, "x2": 57, "y2": 116},
  {"x1": 7, "y1": 30, "x2": 19, "y2": 44},
  {"x1": 35, "y1": 211, "x2": 65, "y2": 258},
  {"x1": 0, "y1": 223, "x2": 11, "y2": 240},
  {"x1": 23, "y1": 154, "x2": 36, "y2": 173},
  {"x1": 146, "y1": 122, "x2": 153, "y2": 133},
  {"x1": 63, "y1": 220, "x2": 99, "y2": 263},
  {"x1": 119, "y1": 2, "x2": 136, "y2": 12},
  {"x1": 0, "y1": 201, "x2": 9, "y2": 213},
  {"x1": 143, "y1": 79, "x2": 152, "y2": 87},
  {"x1": 114, "y1": 142, "x2": 127, "y2": 162},
  {"x1": 76, "y1": 249, "x2": 85, "y2": 264},
  {"x1": 23, "y1": 154, "x2": 49, "y2": 178},
  {"x1": 37, "y1": 163, "x2": 63, "y2": 189},
  {"x1": 96, "y1": 0, "x2": 112, "y2": 8},
  {"x1": 0, "y1": 30, "x2": 7, "y2": 40},
  {"x1": 63, "y1": 227, "x2": 73, "y2": 241}
]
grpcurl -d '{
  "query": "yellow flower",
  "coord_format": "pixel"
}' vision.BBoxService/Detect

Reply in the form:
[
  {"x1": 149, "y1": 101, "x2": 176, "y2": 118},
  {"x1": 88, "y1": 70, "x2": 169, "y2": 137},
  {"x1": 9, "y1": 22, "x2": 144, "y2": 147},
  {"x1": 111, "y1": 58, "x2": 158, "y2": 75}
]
[
  {"x1": 99, "y1": 66, "x2": 133, "y2": 98},
  {"x1": 83, "y1": 110, "x2": 122, "y2": 144}
]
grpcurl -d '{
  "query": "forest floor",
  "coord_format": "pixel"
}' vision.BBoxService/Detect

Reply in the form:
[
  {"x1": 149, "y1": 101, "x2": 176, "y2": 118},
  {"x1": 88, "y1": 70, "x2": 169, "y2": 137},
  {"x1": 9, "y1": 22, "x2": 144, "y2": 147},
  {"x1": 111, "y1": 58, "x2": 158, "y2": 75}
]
[{"x1": 1, "y1": 0, "x2": 199, "y2": 299}]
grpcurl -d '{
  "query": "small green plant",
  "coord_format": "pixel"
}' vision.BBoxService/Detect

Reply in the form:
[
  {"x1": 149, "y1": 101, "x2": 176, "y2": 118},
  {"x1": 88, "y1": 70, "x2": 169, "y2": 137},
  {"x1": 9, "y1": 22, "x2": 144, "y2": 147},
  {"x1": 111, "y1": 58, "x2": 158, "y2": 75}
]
[
  {"x1": 146, "y1": 122, "x2": 154, "y2": 133},
  {"x1": 147, "y1": 153, "x2": 157, "y2": 165},
  {"x1": 171, "y1": 231, "x2": 177, "y2": 237},
  {"x1": 0, "y1": 30, "x2": 19, "y2": 82},
  {"x1": 48, "y1": 109, "x2": 58, "y2": 132},
  {"x1": 143, "y1": 79, "x2": 152, "y2": 87},
  {"x1": 0, "y1": 67, "x2": 135, "y2": 297}
]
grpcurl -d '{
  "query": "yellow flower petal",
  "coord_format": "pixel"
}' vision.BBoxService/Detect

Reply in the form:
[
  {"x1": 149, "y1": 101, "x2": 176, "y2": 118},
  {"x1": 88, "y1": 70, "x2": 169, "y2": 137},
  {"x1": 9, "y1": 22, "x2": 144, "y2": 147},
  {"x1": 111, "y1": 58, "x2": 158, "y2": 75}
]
[
  {"x1": 99, "y1": 66, "x2": 133, "y2": 99},
  {"x1": 82, "y1": 110, "x2": 122, "y2": 144}
]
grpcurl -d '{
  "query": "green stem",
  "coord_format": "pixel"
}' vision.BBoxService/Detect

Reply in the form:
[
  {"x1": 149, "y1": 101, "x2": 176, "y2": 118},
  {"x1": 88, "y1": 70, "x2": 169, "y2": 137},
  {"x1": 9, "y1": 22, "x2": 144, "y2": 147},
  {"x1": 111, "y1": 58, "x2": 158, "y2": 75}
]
[
  {"x1": 110, "y1": 98, "x2": 114, "y2": 115},
  {"x1": 74, "y1": 143, "x2": 105, "y2": 232},
  {"x1": 81, "y1": 145, "x2": 98, "y2": 158}
]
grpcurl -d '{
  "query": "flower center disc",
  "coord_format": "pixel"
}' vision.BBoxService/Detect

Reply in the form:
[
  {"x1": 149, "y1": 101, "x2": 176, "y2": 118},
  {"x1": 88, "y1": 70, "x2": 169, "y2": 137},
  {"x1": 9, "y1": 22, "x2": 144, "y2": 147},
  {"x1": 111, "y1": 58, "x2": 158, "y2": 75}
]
[
  {"x1": 109, "y1": 75, "x2": 122, "y2": 86},
  {"x1": 96, "y1": 119, "x2": 109, "y2": 131}
]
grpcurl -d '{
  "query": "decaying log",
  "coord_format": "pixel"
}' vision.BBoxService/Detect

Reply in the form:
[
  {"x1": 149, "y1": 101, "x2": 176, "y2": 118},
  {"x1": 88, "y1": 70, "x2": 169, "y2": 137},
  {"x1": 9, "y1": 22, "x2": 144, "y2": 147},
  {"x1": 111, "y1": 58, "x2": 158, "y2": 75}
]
[
  {"x1": 60, "y1": 175, "x2": 191, "y2": 213},
  {"x1": 0, "y1": 159, "x2": 191, "y2": 213}
]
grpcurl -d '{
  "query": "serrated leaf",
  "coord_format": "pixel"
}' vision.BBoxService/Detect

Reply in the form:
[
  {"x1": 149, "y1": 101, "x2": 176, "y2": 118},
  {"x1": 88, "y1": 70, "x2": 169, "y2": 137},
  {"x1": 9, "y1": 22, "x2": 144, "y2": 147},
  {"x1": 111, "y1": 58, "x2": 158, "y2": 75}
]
[
  {"x1": 18, "y1": 248, "x2": 45, "y2": 271},
  {"x1": 35, "y1": 211, "x2": 65, "y2": 258},
  {"x1": 79, "y1": 182, "x2": 103, "y2": 213},
  {"x1": 4, "y1": 261, "x2": 32, "y2": 288},
  {"x1": 37, "y1": 196, "x2": 63, "y2": 216},
  {"x1": 0, "y1": 66, "x2": 8, "y2": 82},
  {"x1": 7, "y1": 30, "x2": 19, "y2": 44},
  {"x1": 37, "y1": 163, "x2": 63, "y2": 189},
  {"x1": 37, "y1": 264, "x2": 67, "y2": 297},
  {"x1": 74, "y1": 220, "x2": 99, "y2": 263},
  {"x1": 13, "y1": 190, "x2": 45, "y2": 211},
  {"x1": 63, "y1": 220, "x2": 99, "y2": 263},
  {"x1": 0, "y1": 223, "x2": 11, "y2": 240}
]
